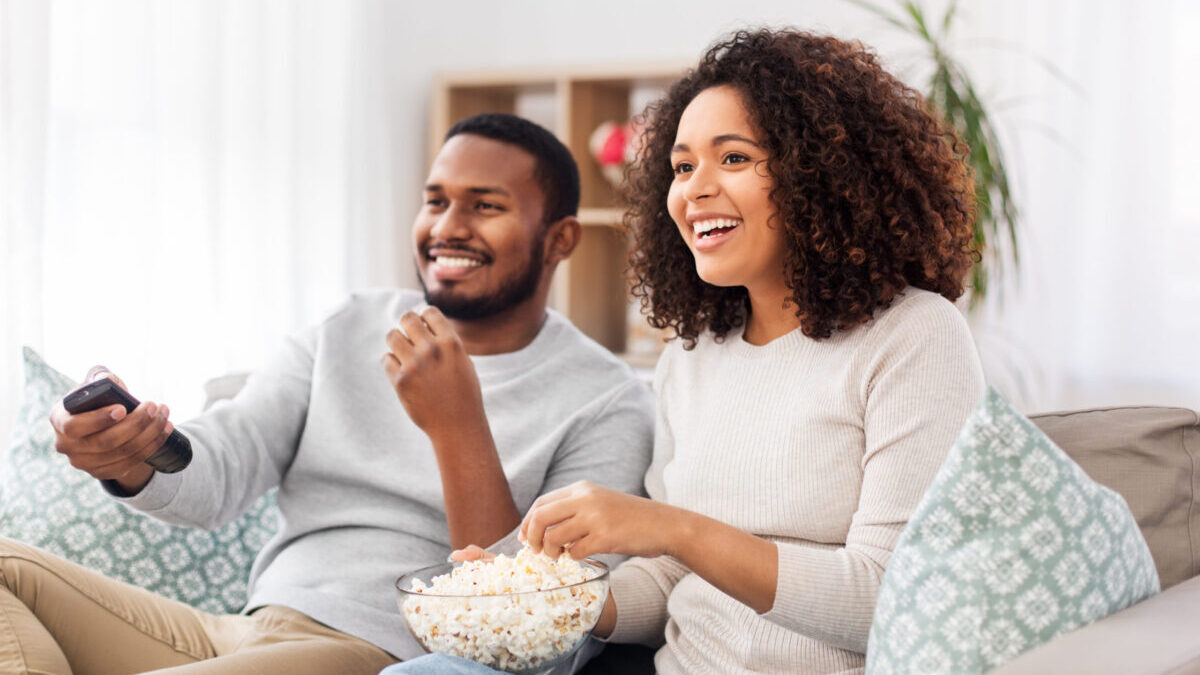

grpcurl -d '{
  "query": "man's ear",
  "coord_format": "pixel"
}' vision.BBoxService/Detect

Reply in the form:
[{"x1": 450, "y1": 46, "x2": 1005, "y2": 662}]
[{"x1": 543, "y1": 216, "x2": 581, "y2": 266}]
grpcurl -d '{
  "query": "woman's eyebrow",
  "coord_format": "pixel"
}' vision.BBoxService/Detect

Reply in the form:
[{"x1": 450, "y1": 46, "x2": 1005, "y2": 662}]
[
  {"x1": 713, "y1": 133, "x2": 761, "y2": 147},
  {"x1": 672, "y1": 134, "x2": 762, "y2": 154}
]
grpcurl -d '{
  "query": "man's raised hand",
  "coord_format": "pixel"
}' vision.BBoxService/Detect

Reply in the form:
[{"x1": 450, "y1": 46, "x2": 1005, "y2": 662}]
[{"x1": 381, "y1": 306, "x2": 486, "y2": 441}]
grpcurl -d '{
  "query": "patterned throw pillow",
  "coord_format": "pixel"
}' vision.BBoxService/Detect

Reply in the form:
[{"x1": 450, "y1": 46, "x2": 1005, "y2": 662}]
[
  {"x1": 0, "y1": 346, "x2": 279, "y2": 614},
  {"x1": 866, "y1": 387, "x2": 1160, "y2": 674}
]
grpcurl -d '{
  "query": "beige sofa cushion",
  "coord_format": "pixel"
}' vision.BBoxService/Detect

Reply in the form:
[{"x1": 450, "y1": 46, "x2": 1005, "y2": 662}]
[
  {"x1": 988, "y1": 574, "x2": 1200, "y2": 674},
  {"x1": 1031, "y1": 406, "x2": 1200, "y2": 589}
]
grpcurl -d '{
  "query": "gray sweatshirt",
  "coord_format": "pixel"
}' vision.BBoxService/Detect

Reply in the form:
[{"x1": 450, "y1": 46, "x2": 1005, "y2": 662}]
[{"x1": 113, "y1": 289, "x2": 655, "y2": 658}]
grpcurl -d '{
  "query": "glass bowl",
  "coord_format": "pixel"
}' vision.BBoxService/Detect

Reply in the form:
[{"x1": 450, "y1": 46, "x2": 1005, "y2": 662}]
[{"x1": 396, "y1": 557, "x2": 609, "y2": 674}]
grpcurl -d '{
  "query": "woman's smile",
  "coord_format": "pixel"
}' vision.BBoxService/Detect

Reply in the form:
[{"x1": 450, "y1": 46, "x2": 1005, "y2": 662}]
[{"x1": 689, "y1": 215, "x2": 743, "y2": 250}]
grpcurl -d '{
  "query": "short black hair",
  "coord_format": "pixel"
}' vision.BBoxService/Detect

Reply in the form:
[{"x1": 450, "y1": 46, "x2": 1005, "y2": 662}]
[{"x1": 445, "y1": 113, "x2": 580, "y2": 225}]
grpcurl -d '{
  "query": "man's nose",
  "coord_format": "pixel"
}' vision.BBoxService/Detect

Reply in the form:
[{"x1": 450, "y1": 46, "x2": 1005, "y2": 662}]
[
  {"x1": 684, "y1": 163, "x2": 719, "y2": 202},
  {"x1": 429, "y1": 204, "x2": 471, "y2": 241}
]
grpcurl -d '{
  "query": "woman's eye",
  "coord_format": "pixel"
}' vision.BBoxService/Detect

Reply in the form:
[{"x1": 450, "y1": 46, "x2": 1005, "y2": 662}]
[
  {"x1": 723, "y1": 153, "x2": 750, "y2": 165},
  {"x1": 672, "y1": 161, "x2": 694, "y2": 175}
]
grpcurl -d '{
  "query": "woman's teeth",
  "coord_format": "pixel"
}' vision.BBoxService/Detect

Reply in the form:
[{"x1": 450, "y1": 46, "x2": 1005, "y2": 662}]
[
  {"x1": 694, "y1": 218, "x2": 742, "y2": 238},
  {"x1": 436, "y1": 256, "x2": 483, "y2": 268}
]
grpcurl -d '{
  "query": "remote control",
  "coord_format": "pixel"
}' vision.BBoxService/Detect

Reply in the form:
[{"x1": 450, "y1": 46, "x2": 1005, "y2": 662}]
[{"x1": 62, "y1": 378, "x2": 192, "y2": 473}]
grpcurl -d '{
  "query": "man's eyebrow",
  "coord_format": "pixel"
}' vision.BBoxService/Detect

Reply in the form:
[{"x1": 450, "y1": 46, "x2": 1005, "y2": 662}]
[
  {"x1": 672, "y1": 134, "x2": 762, "y2": 154},
  {"x1": 423, "y1": 184, "x2": 511, "y2": 197},
  {"x1": 468, "y1": 186, "x2": 511, "y2": 197}
]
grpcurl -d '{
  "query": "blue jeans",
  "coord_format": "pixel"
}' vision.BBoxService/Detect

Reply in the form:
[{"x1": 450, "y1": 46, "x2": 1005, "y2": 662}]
[
  {"x1": 379, "y1": 654, "x2": 498, "y2": 674},
  {"x1": 379, "y1": 638, "x2": 603, "y2": 674}
]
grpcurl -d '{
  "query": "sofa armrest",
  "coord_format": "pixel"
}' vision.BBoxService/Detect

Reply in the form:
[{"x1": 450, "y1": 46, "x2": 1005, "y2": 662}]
[
  {"x1": 202, "y1": 372, "x2": 249, "y2": 411},
  {"x1": 989, "y1": 574, "x2": 1200, "y2": 674}
]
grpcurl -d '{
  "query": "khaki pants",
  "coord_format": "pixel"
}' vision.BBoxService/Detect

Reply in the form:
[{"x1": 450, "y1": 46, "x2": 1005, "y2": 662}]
[{"x1": 0, "y1": 538, "x2": 397, "y2": 675}]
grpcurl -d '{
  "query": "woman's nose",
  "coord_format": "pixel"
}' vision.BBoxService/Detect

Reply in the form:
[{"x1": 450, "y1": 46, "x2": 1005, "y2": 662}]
[{"x1": 684, "y1": 164, "x2": 719, "y2": 202}]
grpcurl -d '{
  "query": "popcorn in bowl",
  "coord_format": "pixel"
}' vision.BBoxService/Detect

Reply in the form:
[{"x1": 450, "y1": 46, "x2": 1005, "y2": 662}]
[{"x1": 396, "y1": 547, "x2": 609, "y2": 674}]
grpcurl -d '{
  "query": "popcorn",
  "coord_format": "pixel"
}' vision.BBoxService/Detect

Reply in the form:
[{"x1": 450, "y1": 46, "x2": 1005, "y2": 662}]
[{"x1": 401, "y1": 547, "x2": 608, "y2": 672}]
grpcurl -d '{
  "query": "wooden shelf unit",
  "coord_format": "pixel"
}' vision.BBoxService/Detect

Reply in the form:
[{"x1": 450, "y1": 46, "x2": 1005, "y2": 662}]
[{"x1": 431, "y1": 65, "x2": 686, "y2": 360}]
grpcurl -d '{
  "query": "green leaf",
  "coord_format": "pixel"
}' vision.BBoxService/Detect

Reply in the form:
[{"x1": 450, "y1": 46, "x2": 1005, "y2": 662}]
[{"x1": 941, "y1": 0, "x2": 960, "y2": 36}]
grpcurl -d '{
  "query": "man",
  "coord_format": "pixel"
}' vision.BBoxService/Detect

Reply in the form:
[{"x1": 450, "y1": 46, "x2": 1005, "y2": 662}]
[{"x1": 2, "y1": 114, "x2": 653, "y2": 674}]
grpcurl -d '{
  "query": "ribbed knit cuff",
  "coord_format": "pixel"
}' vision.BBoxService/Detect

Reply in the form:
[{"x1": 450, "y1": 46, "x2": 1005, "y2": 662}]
[
  {"x1": 605, "y1": 564, "x2": 671, "y2": 647},
  {"x1": 761, "y1": 543, "x2": 876, "y2": 654},
  {"x1": 103, "y1": 469, "x2": 182, "y2": 512}
]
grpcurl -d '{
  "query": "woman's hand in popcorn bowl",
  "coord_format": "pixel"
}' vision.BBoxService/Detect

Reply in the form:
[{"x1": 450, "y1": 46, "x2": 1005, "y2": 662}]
[
  {"x1": 395, "y1": 547, "x2": 609, "y2": 675},
  {"x1": 519, "y1": 480, "x2": 686, "y2": 561}
]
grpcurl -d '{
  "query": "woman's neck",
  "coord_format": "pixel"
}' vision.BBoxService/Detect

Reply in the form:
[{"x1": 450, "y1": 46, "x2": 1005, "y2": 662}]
[{"x1": 743, "y1": 286, "x2": 802, "y2": 346}]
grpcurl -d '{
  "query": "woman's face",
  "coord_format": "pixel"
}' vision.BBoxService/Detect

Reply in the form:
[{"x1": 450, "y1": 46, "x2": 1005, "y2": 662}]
[{"x1": 667, "y1": 85, "x2": 786, "y2": 295}]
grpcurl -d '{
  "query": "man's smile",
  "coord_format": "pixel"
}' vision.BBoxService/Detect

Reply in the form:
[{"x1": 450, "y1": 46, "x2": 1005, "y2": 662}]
[{"x1": 425, "y1": 245, "x2": 491, "y2": 281}]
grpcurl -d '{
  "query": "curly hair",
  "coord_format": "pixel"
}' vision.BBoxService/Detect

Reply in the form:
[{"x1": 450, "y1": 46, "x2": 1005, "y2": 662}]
[{"x1": 625, "y1": 28, "x2": 979, "y2": 347}]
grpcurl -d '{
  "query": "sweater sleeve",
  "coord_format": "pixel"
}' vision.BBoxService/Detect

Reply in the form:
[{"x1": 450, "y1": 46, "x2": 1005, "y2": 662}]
[
  {"x1": 109, "y1": 323, "x2": 317, "y2": 530},
  {"x1": 759, "y1": 297, "x2": 985, "y2": 652},
  {"x1": 486, "y1": 377, "x2": 656, "y2": 568},
  {"x1": 483, "y1": 376, "x2": 653, "y2": 557},
  {"x1": 539, "y1": 378, "x2": 655, "y2": 499},
  {"x1": 606, "y1": 555, "x2": 692, "y2": 647}
]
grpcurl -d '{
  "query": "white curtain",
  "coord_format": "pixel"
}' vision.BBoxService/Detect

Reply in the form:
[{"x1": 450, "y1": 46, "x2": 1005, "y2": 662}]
[
  {"x1": 950, "y1": 0, "x2": 1200, "y2": 413},
  {"x1": 1, "y1": 0, "x2": 397, "y2": 445}
]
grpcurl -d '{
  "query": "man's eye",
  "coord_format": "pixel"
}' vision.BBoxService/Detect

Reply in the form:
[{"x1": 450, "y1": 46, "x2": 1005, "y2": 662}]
[
  {"x1": 477, "y1": 202, "x2": 503, "y2": 211},
  {"x1": 425, "y1": 198, "x2": 446, "y2": 208},
  {"x1": 672, "y1": 161, "x2": 694, "y2": 175}
]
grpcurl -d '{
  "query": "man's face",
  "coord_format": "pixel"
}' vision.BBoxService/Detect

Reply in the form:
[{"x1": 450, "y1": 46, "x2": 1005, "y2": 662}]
[{"x1": 413, "y1": 134, "x2": 549, "y2": 320}]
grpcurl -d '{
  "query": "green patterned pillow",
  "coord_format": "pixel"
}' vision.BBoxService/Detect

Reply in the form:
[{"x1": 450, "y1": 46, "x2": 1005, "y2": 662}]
[
  {"x1": 866, "y1": 387, "x2": 1160, "y2": 674},
  {"x1": 0, "y1": 346, "x2": 279, "y2": 614}
]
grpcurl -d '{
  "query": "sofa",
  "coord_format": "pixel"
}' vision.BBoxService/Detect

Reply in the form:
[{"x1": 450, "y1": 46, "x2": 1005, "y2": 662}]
[
  {"x1": 583, "y1": 404, "x2": 1200, "y2": 675},
  {"x1": 5, "y1": 351, "x2": 1199, "y2": 673}
]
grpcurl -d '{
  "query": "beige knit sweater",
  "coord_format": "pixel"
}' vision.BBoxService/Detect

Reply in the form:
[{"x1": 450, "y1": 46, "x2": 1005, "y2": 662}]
[{"x1": 607, "y1": 288, "x2": 986, "y2": 674}]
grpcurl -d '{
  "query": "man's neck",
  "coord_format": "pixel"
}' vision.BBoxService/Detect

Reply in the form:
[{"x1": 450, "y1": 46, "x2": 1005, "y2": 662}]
[{"x1": 449, "y1": 299, "x2": 548, "y2": 356}]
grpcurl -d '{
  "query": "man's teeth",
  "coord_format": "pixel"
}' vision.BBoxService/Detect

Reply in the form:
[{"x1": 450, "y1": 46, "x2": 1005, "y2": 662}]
[
  {"x1": 435, "y1": 256, "x2": 483, "y2": 268},
  {"x1": 693, "y1": 218, "x2": 742, "y2": 237}
]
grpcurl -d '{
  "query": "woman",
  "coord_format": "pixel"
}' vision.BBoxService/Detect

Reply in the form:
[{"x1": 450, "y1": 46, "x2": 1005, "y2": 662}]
[{"x1": 390, "y1": 27, "x2": 985, "y2": 674}]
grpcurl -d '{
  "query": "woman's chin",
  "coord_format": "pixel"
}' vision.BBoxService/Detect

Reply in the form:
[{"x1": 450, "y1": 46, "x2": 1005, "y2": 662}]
[{"x1": 693, "y1": 266, "x2": 741, "y2": 289}]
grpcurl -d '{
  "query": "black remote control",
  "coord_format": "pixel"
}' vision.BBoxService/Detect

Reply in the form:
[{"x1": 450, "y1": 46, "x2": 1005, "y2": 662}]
[{"x1": 62, "y1": 378, "x2": 192, "y2": 473}]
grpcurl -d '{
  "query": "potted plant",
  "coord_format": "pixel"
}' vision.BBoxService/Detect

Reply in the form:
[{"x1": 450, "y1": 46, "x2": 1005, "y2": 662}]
[{"x1": 849, "y1": 0, "x2": 1020, "y2": 308}]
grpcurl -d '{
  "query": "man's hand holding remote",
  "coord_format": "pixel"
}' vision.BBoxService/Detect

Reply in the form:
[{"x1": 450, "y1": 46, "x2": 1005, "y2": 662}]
[{"x1": 49, "y1": 367, "x2": 171, "y2": 495}]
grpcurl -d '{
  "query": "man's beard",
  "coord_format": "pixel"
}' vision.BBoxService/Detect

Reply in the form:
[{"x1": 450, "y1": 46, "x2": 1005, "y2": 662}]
[{"x1": 418, "y1": 237, "x2": 545, "y2": 321}]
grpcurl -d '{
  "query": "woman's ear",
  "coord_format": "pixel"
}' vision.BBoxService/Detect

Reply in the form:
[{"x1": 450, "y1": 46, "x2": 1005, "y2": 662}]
[{"x1": 544, "y1": 216, "x2": 582, "y2": 266}]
